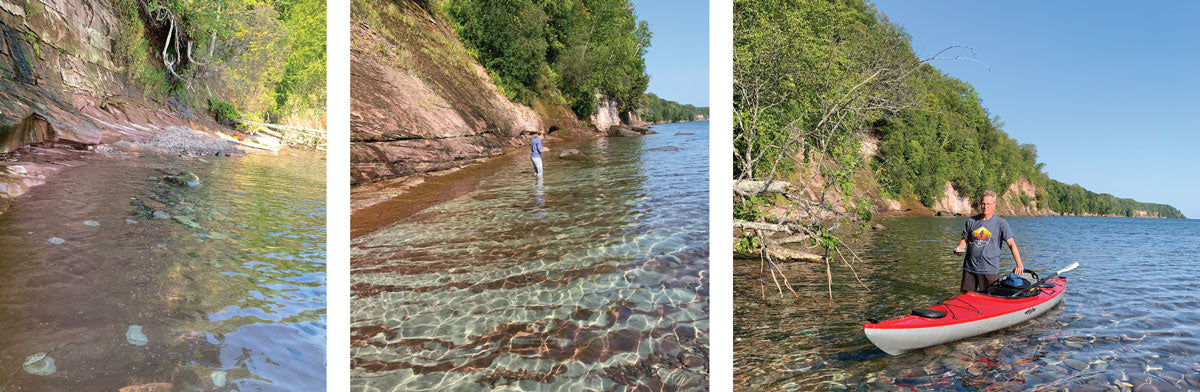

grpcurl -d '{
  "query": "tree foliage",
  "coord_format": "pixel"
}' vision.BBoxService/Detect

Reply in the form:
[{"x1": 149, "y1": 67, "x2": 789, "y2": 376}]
[
  {"x1": 275, "y1": 0, "x2": 328, "y2": 116},
  {"x1": 638, "y1": 93, "x2": 708, "y2": 123},
  {"x1": 734, "y1": 0, "x2": 917, "y2": 182},
  {"x1": 443, "y1": 0, "x2": 650, "y2": 116},
  {"x1": 112, "y1": 0, "x2": 326, "y2": 123}
]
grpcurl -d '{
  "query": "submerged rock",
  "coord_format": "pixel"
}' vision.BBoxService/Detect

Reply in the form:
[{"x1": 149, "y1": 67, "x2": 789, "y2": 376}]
[
  {"x1": 211, "y1": 370, "x2": 228, "y2": 387},
  {"x1": 558, "y1": 149, "x2": 587, "y2": 160},
  {"x1": 631, "y1": 126, "x2": 657, "y2": 134},
  {"x1": 126, "y1": 219, "x2": 138, "y2": 224},
  {"x1": 22, "y1": 352, "x2": 55, "y2": 376},
  {"x1": 674, "y1": 132, "x2": 694, "y2": 136},
  {"x1": 163, "y1": 172, "x2": 200, "y2": 187},
  {"x1": 152, "y1": 210, "x2": 170, "y2": 220},
  {"x1": 84, "y1": 220, "x2": 100, "y2": 226},
  {"x1": 1064, "y1": 358, "x2": 1089, "y2": 371},
  {"x1": 172, "y1": 215, "x2": 203, "y2": 230},
  {"x1": 48, "y1": 237, "x2": 65, "y2": 244},
  {"x1": 126, "y1": 325, "x2": 148, "y2": 346},
  {"x1": 117, "y1": 383, "x2": 173, "y2": 392},
  {"x1": 648, "y1": 146, "x2": 679, "y2": 152}
]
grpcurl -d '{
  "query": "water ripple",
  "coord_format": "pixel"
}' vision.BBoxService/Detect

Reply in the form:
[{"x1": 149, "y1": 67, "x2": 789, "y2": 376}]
[{"x1": 353, "y1": 122, "x2": 710, "y2": 390}]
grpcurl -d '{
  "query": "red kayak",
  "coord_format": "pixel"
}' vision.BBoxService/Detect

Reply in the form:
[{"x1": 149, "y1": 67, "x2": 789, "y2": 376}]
[{"x1": 864, "y1": 276, "x2": 1067, "y2": 355}]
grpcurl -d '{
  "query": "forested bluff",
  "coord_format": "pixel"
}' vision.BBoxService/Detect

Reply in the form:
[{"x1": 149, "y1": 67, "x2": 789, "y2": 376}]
[{"x1": 733, "y1": 0, "x2": 1184, "y2": 224}]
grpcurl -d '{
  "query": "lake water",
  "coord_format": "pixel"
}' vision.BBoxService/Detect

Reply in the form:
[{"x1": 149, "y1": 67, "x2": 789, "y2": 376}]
[
  {"x1": 351, "y1": 121, "x2": 710, "y2": 391},
  {"x1": 0, "y1": 150, "x2": 326, "y2": 390},
  {"x1": 734, "y1": 216, "x2": 1200, "y2": 391}
]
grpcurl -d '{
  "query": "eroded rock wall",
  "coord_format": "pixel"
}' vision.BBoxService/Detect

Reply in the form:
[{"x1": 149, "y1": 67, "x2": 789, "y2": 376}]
[
  {"x1": 349, "y1": 2, "x2": 544, "y2": 185},
  {"x1": 589, "y1": 97, "x2": 621, "y2": 133},
  {"x1": 0, "y1": 0, "x2": 217, "y2": 154}
]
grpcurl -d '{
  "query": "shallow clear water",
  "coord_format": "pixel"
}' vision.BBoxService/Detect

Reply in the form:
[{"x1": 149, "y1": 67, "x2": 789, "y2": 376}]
[
  {"x1": 351, "y1": 122, "x2": 710, "y2": 391},
  {"x1": 734, "y1": 216, "x2": 1200, "y2": 391},
  {"x1": 0, "y1": 150, "x2": 326, "y2": 390}
]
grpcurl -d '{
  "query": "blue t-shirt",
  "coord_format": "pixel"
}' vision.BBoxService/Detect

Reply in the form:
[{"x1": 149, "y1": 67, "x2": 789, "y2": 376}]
[
  {"x1": 531, "y1": 136, "x2": 542, "y2": 158},
  {"x1": 961, "y1": 214, "x2": 1013, "y2": 274}
]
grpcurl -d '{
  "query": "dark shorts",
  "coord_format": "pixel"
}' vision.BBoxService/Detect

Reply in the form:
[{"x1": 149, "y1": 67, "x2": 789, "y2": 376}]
[{"x1": 961, "y1": 270, "x2": 998, "y2": 293}]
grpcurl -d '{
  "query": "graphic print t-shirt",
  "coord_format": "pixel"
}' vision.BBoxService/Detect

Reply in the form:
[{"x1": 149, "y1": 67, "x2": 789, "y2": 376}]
[{"x1": 961, "y1": 215, "x2": 1013, "y2": 274}]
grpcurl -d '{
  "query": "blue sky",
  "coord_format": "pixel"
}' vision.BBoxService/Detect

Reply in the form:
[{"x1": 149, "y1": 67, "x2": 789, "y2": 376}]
[
  {"x1": 631, "y1": 0, "x2": 709, "y2": 107},
  {"x1": 871, "y1": 1, "x2": 1200, "y2": 218}
]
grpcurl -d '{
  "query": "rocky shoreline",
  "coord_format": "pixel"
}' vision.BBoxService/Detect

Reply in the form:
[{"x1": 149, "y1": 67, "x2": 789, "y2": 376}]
[
  {"x1": 0, "y1": 126, "x2": 277, "y2": 216},
  {"x1": 350, "y1": 121, "x2": 692, "y2": 237}
]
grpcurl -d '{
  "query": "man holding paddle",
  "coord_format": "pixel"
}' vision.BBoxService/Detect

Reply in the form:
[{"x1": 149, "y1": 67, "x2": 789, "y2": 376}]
[{"x1": 954, "y1": 190, "x2": 1024, "y2": 293}]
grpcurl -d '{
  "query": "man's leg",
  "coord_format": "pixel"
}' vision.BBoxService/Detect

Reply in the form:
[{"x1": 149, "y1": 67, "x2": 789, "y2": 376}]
[
  {"x1": 960, "y1": 270, "x2": 974, "y2": 293},
  {"x1": 532, "y1": 157, "x2": 543, "y2": 177},
  {"x1": 961, "y1": 271, "x2": 1000, "y2": 293}
]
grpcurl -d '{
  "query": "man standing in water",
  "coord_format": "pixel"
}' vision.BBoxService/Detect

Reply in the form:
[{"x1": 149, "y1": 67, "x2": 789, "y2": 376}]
[
  {"x1": 954, "y1": 190, "x2": 1024, "y2": 293},
  {"x1": 531, "y1": 130, "x2": 549, "y2": 177}
]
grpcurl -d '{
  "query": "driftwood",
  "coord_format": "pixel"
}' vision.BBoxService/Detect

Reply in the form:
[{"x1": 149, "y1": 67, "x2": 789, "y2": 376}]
[
  {"x1": 734, "y1": 219, "x2": 803, "y2": 234},
  {"x1": 766, "y1": 246, "x2": 822, "y2": 262},
  {"x1": 775, "y1": 234, "x2": 812, "y2": 244},
  {"x1": 734, "y1": 180, "x2": 791, "y2": 197}
]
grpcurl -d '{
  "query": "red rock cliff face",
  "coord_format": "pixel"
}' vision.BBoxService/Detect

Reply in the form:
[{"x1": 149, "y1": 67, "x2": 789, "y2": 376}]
[
  {"x1": 349, "y1": 2, "x2": 543, "y2": 186},
  {"x1": 0, "y1": 0, "x2": 219, "y2": 153}
]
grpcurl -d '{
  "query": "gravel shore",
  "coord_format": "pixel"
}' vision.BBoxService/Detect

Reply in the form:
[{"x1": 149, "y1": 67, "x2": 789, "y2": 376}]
[{"x1": 141, "y1": 126, "x2": 244, "y2": 156}]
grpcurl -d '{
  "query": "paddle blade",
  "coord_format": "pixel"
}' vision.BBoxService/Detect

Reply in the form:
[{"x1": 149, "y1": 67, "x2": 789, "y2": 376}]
[{"x1": 1055, "y1": 262, "x2": 1080, "y2": 276}]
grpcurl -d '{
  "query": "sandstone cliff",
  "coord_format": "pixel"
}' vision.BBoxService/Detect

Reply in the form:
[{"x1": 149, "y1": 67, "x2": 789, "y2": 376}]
[
  {"x1": 348, "y1": 3, "x2": 540, "y2": 185},
  {"x1": 349, "y1": 0, "x2": 637, "y2": 186}
]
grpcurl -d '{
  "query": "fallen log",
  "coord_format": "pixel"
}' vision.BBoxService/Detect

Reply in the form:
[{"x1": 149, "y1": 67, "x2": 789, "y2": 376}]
[
  {"x1": 734, "y1": 180, "x2": 791, "y2": 197},
  {"x1": 734, "y1": 220, "x2": 803, "y2": 234},
  {"x1": 767, "y1": 246, "x2": 823, "y2": 263}
]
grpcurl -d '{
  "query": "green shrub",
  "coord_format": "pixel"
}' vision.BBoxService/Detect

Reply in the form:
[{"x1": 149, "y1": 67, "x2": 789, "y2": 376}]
[{"x1": 208, "y1": 97, "x2": 243, "y2": 128}]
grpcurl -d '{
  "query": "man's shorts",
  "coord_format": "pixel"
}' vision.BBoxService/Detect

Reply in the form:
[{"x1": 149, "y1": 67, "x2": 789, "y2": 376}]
[{"x1": 961, "y1": 270, "x2": 998, "y2": 293}]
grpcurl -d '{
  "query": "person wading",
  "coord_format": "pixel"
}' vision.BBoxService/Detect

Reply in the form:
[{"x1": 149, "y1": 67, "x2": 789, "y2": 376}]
[
  {"x1": 531, "y1": 130, "x2": 549, "y2": 177},
  {"x1": 954, "y1": 190, "x2": 1024, "y2": 293}
]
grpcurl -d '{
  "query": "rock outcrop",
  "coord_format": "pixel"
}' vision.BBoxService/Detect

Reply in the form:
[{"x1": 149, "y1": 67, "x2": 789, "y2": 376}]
[
  {"x1": 590, "y1": 97, "x2": 622, "y2": 133},
  {"x1": 932, "y1": 182, "x2": 973, "y2": 216},
  {"x1": 349, "y1": 11, "x2": 541, "y2": 185}
]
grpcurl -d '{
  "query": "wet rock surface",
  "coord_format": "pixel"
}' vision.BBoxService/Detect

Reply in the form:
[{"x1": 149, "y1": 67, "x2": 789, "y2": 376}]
[
  {"x1": 648, "y1": 146, "x2": 680, "y2": 152},
  {"x1": 162, "y1": 171, "x2": 201, "y2": 187},
  {"x1": 607, "y1": 125, "x2": 642, "y2": 137},
  {"x1": 350, "y1": 18, "x2": 543, "y2": 186},
  {"x1": 557, "y1": 149, "x2": 586, "y2": 160}
]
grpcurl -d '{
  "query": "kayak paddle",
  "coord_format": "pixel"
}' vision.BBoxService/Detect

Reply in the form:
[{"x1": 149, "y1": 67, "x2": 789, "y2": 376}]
[{"x1": 1019, "y1": 262, "x2": 1079, "y2": 294}]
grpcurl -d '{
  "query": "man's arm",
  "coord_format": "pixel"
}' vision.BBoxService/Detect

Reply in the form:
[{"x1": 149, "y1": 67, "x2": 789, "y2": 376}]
[
  {"x1": 954, "y1": 238, "x2": 967, "y2": 254},
  {"x1": 1007, "y1": 237, "x2": 1024, "y2": 274}
]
